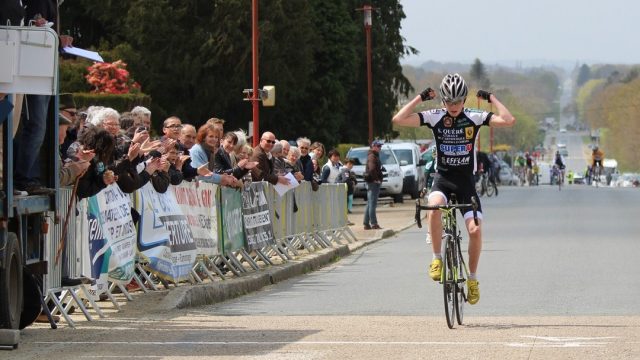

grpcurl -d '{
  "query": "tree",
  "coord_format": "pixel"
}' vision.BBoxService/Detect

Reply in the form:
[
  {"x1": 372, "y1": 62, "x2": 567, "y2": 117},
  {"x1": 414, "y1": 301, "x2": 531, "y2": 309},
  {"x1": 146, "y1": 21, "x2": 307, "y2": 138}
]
[
  {"x1": 469, "y1": 58, "x2": 491, "y2": 89},
  {"x1": 576, "y1": 64, "x2": 591, "y2": 87},
  {"x1": 58, "y1": 0, "x2": 414, "y2": 146}
]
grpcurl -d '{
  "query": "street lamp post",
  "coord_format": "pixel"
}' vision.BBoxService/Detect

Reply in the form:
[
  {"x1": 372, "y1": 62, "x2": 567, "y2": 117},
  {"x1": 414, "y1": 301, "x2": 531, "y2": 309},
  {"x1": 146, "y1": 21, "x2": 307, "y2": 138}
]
[
  {"x1": 362, "y1": 5, "x2": 374, "y2": 144},
  {"x1": 251, "y1": 0, "x2": 260, "y2": 147}
]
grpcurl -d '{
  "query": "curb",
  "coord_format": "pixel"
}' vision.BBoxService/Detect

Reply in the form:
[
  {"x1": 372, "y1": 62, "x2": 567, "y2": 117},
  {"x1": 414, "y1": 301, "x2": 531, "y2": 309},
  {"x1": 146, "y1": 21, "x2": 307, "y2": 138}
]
[
  {"x1": 158, "y1": 244, "x2": 352, "y2": 310},
  {"x1": 157, "y1": 220, "x2": 419, "y2": 310}
]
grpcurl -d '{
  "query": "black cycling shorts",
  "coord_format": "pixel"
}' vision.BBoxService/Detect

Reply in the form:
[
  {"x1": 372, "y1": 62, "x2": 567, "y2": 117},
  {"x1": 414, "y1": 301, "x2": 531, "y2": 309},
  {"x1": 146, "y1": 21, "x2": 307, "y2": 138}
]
[{"x1": 429, "y1": 172, "x2": 483, "y2": 220}]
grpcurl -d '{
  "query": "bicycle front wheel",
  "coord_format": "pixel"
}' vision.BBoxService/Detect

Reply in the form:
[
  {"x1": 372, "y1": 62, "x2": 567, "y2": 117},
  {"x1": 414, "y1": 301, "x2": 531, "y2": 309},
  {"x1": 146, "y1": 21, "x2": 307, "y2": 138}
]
[{"x1": 442, "y1": 235, "x2": 456, "y2": 329}]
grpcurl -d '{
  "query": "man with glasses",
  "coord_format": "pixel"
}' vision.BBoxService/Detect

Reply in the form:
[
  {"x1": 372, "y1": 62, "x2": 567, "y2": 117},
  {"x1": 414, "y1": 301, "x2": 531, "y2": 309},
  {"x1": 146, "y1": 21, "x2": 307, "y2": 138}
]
[
  {"x1": 392, "y1": 73, "x2": 515, "y2": 305},
  {"x1": 250, "y1": 131, "x2": 290, "y2": 185},
  {"x1": 296, "y1": 137, "x2": 314, "y2": 182},
  {"x1": 162, "y1": 116, "x2": 183, "y2": 140}
]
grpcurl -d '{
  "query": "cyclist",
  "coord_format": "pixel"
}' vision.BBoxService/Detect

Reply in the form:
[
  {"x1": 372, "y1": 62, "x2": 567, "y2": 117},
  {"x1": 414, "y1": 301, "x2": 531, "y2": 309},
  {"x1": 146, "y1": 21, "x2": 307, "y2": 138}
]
[
  {"x1": 392, "y1": 73, "x2": 515, "y2": 305},
  {"x1": 554, "y1": 150, "x2": 566, "y2": 184},
  {"x1": 525, "y1": 152, "x2": 534, "y2": 185},
  {"x1": 513, "y1": 152, "x2": 526, "y2": 185},
  {"x1": 531, "y1": 161, "x2": 539, "y2": 186},
  {"x1": 591, "y1": 145, "x2": 604, "y2": 181}
]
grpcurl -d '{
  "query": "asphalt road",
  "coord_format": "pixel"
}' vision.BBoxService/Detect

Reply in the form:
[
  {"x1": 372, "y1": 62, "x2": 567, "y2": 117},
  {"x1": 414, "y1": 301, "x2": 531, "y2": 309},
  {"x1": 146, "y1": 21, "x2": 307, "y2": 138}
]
[
  {"x1": 201, "y1": 185, "x2": 640, "y2": 317},
  {"x1": 11, "y1": 185, "x2": 640, "y2": 360}
]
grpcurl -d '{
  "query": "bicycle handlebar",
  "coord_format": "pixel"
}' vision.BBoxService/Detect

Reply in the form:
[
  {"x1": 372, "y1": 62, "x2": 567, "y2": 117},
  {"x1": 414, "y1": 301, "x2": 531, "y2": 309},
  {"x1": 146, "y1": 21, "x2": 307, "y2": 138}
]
[{"x1": 415, "y1": 196, "x2": 479, "y2": 228}]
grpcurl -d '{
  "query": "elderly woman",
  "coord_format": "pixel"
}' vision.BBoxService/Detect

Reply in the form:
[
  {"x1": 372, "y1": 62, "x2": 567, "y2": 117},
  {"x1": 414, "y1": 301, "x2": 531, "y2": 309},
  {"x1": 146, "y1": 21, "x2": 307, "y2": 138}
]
[
  {"x1": 131, "y1": 106, "x2": 152, "y2": 129},
  {"x1": 189, "y1": 123, "x2": 222, "y2": 169},
  {"x1": 89, "y1": 107, "x2": 133, "y2": 160},
  {"x1": 285, "y1": 146, "x2": 304, "y2": 182}
]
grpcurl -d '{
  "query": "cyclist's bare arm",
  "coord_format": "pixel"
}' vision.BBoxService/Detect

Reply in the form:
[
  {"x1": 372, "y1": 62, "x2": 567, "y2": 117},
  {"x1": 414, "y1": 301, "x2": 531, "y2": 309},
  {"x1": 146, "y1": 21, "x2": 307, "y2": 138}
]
[
  {"x1": 486, "y1": 94, "x2": 515, "y2": 128},
  {"x1": 392, "y1": 89, "x2": 435, "y2": 127}
]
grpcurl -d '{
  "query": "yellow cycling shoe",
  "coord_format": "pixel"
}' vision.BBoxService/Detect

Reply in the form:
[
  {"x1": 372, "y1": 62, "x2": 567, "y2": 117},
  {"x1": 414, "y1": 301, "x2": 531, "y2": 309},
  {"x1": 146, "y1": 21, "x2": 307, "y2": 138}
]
[
  {"x1": 467, "y1": 279, "x2": 480, "y2": 305},
  {"x1": 428, "y1": 258, "x2": 442, "y2": 281}
]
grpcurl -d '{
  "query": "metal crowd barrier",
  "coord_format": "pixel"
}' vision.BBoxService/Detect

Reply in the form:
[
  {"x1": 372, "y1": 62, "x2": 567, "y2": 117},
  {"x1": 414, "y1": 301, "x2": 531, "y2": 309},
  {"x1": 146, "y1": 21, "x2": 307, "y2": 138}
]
[{"x1": 41, "y1": 180, "x2": 354, "y2": 327}]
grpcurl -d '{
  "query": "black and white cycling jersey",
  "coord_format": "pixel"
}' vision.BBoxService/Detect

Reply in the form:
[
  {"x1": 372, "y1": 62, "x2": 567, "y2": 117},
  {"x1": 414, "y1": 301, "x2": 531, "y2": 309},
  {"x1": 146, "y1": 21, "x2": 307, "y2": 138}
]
[{"x1": 418, "y1": 108, "x2": 493, "y2": 176}]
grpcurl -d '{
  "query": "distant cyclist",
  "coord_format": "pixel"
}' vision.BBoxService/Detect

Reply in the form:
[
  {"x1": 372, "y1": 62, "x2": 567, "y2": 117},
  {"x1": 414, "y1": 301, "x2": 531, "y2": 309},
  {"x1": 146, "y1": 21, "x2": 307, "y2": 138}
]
[
  {"x1": 554, "y1": 150, "x2": 566, "y2": 183},
  {"x1": 525, "y1": 152, "x2": 533, "y2": 185},
  {"x1": 392, "y1": 73, "x2": 515, "y2": 305},
  {"x1": 591, "y1": 145, "x2": 604, "y2": 171},
  {"x1": 514, "y1": 152, "x2": 526, "y2": 185}
]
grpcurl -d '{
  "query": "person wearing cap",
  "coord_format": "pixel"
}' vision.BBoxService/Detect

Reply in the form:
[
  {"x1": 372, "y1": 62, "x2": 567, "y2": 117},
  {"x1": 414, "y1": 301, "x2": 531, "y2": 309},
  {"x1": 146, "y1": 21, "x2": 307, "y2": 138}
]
[
  {"x1": 59, "y1": 93, "x2": 80, "y2": 160},
  {"x1": 363, "y1": 140, "x2": 384, "y2": 230},
  {"x1": 58, "y1": 112, "x2": 91, "y2": 187}
]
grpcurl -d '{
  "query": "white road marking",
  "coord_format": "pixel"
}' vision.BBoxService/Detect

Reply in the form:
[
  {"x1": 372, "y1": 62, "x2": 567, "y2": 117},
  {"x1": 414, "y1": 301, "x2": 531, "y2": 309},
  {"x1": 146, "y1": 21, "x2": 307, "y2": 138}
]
[
  {"x1": 35, "y1": 337, "x2": 623, "y2": 348},
  {"x1": 505, "y1": 336, "x2": 619, "y2": 348}
]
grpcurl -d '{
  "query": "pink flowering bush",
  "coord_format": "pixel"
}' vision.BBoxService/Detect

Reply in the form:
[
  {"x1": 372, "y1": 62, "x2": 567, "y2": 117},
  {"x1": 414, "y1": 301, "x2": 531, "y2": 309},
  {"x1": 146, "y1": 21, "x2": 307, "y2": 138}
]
[{"x1": 85, "y1": 60, "x2": 141, "y2": 94}]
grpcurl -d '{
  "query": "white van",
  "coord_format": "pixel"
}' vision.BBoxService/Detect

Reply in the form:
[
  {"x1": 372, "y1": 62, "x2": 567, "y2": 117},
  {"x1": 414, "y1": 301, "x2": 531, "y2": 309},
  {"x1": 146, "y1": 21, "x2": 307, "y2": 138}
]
[
  {"x1": 385, "y1": 142, "x2": 427, "y2": 198},
  {"x1": 536, "y1": 162, "x2": 551, "y2": 185}
]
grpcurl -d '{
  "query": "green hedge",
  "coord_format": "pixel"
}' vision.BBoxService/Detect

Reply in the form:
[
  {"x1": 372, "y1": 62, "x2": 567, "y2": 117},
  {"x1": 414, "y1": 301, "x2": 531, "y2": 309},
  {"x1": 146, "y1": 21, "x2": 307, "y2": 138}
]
[
  {"x1": 73, "y1": 93, "x2": 152, "y2": 113},
  {"x1": 60, "y1": 59, "x2": 92, "y2": 93}
]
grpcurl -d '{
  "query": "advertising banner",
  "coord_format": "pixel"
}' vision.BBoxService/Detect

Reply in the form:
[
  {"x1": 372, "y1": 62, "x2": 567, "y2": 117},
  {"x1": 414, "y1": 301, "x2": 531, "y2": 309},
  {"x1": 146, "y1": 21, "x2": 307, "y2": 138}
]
[
  {"x1": 242, "y1": 182, "x2": 275, "y2": 251},
  {"x1": 86, "y1": 184, "x2": 136, "y2": 296},
  {"x1": 220, "y1": 187, "x2": 244, "y2": 253},
  {"x1": 173, "y1": 181, "x2": 219, "y2": 256},
  {"x1": 135, "y1": 182, "x2": 197, "y2": 282}
]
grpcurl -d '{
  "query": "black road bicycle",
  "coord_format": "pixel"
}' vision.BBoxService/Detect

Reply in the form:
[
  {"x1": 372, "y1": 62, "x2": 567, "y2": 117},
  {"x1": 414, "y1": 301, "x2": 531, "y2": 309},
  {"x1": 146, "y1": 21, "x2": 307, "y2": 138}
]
[{"x1": 415, "y1": 193, "x2": 478, "y2": 329}]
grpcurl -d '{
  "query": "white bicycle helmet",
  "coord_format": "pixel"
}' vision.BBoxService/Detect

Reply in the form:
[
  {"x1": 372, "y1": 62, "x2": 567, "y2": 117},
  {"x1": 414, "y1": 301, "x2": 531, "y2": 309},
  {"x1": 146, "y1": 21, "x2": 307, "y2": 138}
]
[{"x1": 439, "y1": 73, "x2": 468, "y2": 103}]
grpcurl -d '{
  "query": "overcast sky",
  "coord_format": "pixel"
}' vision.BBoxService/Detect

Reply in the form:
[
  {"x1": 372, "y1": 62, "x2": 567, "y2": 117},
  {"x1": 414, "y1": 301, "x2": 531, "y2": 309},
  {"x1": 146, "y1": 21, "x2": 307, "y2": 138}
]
[{"x1": 399, "y1": 0, "x2": 638, "y2": 67}]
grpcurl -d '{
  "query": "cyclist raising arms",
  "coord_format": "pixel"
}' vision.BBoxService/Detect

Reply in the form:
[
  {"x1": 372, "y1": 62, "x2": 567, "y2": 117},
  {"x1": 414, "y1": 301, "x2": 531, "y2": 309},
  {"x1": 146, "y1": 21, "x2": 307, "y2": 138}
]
[{"x1": 392, "y1": 74, "x2": 515, "y2": 305}]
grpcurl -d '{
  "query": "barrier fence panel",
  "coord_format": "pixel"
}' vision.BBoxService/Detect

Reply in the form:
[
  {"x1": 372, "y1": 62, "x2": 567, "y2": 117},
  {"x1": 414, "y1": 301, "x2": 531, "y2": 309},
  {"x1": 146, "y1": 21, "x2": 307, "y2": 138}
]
[{"x1": 292, "y1": 182, "x2": 320, "y2": 251}]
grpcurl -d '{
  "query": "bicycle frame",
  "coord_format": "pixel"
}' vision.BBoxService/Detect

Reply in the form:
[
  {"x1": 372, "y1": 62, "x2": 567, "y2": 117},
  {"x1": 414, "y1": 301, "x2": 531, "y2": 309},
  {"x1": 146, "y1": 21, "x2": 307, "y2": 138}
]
[{"x1": 415, "y1": 194, "x2": 478, "y2": 328}]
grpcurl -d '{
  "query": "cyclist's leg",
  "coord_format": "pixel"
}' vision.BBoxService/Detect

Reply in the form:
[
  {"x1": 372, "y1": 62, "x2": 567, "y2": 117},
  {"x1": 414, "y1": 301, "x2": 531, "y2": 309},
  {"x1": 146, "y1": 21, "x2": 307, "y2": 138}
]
[
  {"x1": 464, "y1": 214, "x2": 483, "y2": 274},
  {"x1": 427, "y1": 174, "x2": 450, "y2": 281},
  {"x1": 461, "y1": 179, "x2": 483, "y2": 305},
  {"x1": 427, "y1": 191, "x2": 447, "y2": 255}
]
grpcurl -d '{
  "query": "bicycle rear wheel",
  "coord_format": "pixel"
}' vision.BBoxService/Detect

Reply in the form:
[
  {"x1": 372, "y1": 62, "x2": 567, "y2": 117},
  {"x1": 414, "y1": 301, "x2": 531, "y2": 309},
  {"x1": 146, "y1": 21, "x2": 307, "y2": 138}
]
[
  {"x1": 454, "y1": 241, "x2": 465, "y2": 325},
  {"x1": 442, "y1": 235, "x2": 456, "y2": 329}
]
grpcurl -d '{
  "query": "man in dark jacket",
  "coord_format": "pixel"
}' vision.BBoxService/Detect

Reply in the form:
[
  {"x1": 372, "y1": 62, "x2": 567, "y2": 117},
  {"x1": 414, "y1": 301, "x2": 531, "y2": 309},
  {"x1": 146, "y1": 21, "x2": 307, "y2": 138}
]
[
  {"x1": 250, "y1": 131, "x2": 290, "y2": 186},
  {"x1": 363, "y1": 140, "x2": 384, "y2": 230}
]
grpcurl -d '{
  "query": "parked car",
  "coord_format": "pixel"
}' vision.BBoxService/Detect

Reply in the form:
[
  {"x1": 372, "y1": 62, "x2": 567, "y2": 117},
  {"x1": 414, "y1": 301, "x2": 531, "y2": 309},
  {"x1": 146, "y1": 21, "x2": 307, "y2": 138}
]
[
  {"x1": 385, "y1": 142, "x2": 426, "y2": 198},
  {"x1": 612, "y1": 173, "x2": 640, "y2": 188},
  {"x1": 346, "y1": 146, "x2": 404, "y2": 202}
]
